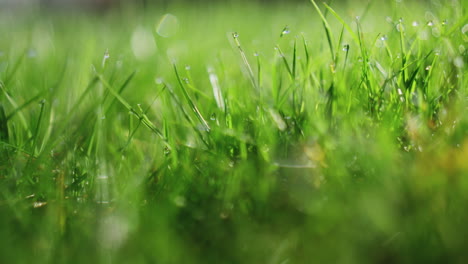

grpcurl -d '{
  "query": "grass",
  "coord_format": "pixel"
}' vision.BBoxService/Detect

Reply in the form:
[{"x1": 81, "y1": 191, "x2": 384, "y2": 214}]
[{"x1": 0, "y1": 0, "x2": 467, "y2": 263}]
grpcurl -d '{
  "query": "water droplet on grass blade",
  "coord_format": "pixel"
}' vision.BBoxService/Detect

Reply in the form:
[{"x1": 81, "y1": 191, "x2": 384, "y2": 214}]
[
  {"x1": 102, "y1": 49, "x2": 110, "y2": 68},
  {"x1": 156, "y1": 13, "x2": 179, "y2": 38},
  {"x1": 342, "y1": 44, "x2": 349, "y2": 51},
  {"x1": 412, "y1": 21, "x2": 419, "y2": 27},
  {"x1": 427, "y1": 21, "x2": 434, "y2": 27},
  {"x1": 232, "y1": 32, "x2": 239, "y2": 38},
  {"x1": 103, "y1": 49, "x2": 110, "y2": 60},
  {"x1": 425, "y1": 65, "x2": 432, "y2": 71},
  {"x1": 396, "y1": 23, "x2": 405, "y2": 32},
  {"x1": 280, "y1": 26, "x2": 290, "y2": 37},
  {"x1": 33, "y1": 201, "x2": 47, "y2": 208},
  {"x1": 164, "y1": 146, "x2": 171, "y2": 156},
  {"x1": 210, "y1": 113, "x2": 217, "y2": 121},
  {"x1": 380, "y1": 35, "x2": 388, "y2": 41}
]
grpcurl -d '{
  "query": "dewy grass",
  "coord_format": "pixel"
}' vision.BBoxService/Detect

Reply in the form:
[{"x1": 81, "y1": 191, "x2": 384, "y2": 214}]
[{"x1": 0, "y1": 1, "x2": 468, "y2": 263}]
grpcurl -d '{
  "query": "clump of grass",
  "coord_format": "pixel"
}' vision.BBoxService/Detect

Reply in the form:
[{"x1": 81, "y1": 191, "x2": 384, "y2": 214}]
[{"x1": 0, "y1": 1, "x2": 467, "y2": 263}]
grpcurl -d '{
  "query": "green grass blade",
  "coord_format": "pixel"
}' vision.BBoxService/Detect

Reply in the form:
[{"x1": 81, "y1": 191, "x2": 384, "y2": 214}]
[
  {"x1": 232, "y1": 33, "x2": 258, "y2": 90},
  {"x1": 0, "y1": 104, "x2": 8, "y2": 141},
  {"x1": 322, "y1": 2, "x2": 360, "y2": 46},
  {"x1": 275, "y1": 45, "x2": 294, "y2": 79},
  {"x1": 173, "y1": 64, "x2": 211, "y2": 133},
  {"x1": 310, "y1": 0, "x2": 335, "y2": 62}
]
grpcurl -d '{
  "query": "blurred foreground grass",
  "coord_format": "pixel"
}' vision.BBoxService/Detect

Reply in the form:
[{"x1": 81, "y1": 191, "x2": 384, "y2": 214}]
[{"x1": 0, "y1": 1, "x2": 468, "y2": 263}]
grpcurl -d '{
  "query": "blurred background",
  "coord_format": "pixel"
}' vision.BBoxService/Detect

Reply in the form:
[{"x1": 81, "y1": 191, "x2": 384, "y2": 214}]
[{"x1": 1, "y1": 0, "x2": 428, "y2": 12}]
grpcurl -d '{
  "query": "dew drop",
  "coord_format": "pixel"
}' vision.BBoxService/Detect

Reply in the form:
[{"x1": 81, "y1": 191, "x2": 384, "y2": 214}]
[
  {"x1": 342, "y1": 44, "x2": 349, "y2": 51},
  {"x1": 210, "y1": 113, "x2": 217, "y2": 121},
  {"x1": 427, "y1": 21, "x2": 434, "y2": 27},
  {"x1": 33, "y1": 201, "x2": 47, "y2": 208},
  {"x1": 280, "y1": 26, "x2": 290, "y2": 37},
  {"x1": 185, "y1": 65, "x2": 191, "y2": 70},
  {"x1": 412, "y1": 21, "x2": 419, "y2": 27},
  {"x1": 102, "y1": 49, "x2": 110, "y2": 67},
  {"x1": 103, "y1": 49, "x2": 110, "y2": 60},
  {"x1": 232, "y1": 32, "x2": 239, "y2": 38},
  {"x1": 380, "y1": 35, "x2": 388, "y2": 41},
  {"x1": 396, "y1": 23, "x2": 405, "y2": 32},
  {"x1": 164, "y1": 146, "x2": 171, "y2": 156}
]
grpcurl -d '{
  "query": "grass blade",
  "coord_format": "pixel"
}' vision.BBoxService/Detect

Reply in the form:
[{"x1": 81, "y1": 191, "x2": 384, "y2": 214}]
[
  {"x1": 173, "y1": 64, "x2": 211, "y2": 133},
  {"x1": 232, "y1": 32, "x2": 258, "y2": 90},
  {"x1": 322, "y1": 2, "x2": 360, "y2": 46},
  {"x1": 310, "y1": 0, "x2": 335, "y2": 62}
]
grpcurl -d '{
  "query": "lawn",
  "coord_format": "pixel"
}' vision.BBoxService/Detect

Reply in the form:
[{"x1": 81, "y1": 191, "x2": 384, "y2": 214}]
[{"x1": 0, "y1": 0, "x2": 467, "y2": 263}]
